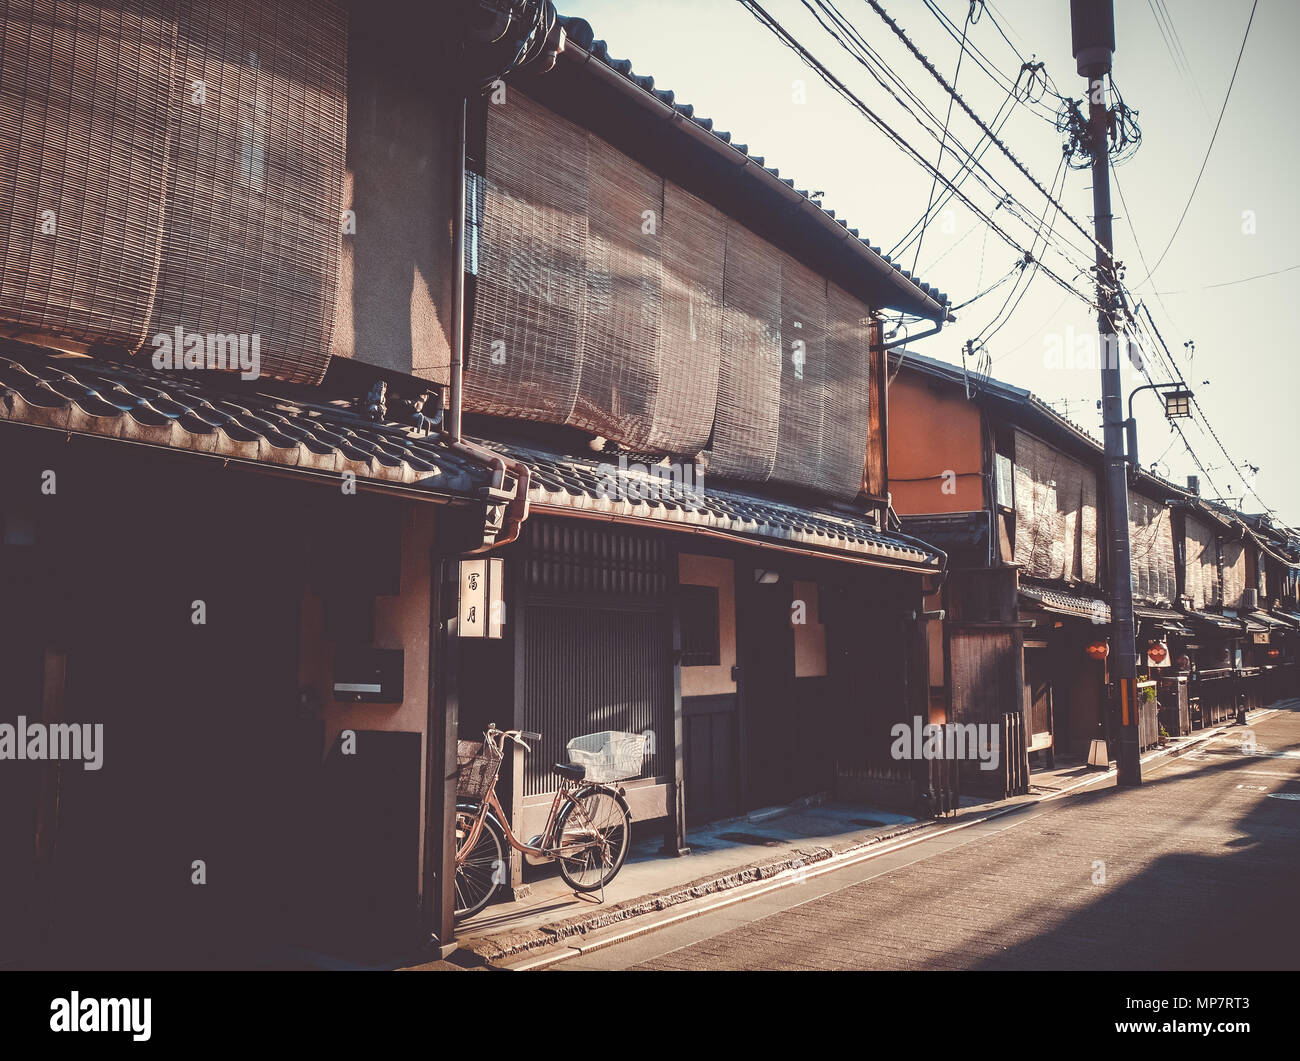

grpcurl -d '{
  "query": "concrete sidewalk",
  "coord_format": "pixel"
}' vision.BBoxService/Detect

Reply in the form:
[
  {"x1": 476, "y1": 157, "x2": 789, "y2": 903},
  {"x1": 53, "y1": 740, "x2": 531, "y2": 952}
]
[
  {"x1": 447, "y1": 797, "x2": 926, "y2": 965},
  {"x1": 407, "y1": 713, "x2": 1263, "y2": 969}
]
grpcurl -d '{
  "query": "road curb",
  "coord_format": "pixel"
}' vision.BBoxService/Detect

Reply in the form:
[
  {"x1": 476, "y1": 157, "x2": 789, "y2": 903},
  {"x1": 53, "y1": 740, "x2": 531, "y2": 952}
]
[
  {"x1": 453, "y1": 708, "x2": 1279, "y2": 969},
  {"x1": 455, "y1": 818, "x2": 936, "y2": 965}
]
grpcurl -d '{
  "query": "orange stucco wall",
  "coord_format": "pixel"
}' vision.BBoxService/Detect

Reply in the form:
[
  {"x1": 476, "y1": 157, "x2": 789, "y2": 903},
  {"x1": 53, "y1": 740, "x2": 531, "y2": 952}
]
[
  {"x1": 792, "y1": 579, "x2": 828, "y2": 678},
  {"x1": 679, "y1": 553, "x2": 738, "y2": 697},
  {"x1": 888, "y1": 373, "x2": 985, "y2": 514}
]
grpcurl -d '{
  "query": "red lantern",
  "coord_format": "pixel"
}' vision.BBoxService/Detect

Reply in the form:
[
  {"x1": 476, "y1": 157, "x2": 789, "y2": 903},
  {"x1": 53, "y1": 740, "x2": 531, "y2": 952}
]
[
  {"x1": 1086, "y1": 640, "x2": 1109, "y2": 660},
  {"x1": 1147, "y1": 641, "x2": 1169, "y2": 665},
  {"x1": 1267, "y1": 648, "x2": 1281, "y2": 659}
]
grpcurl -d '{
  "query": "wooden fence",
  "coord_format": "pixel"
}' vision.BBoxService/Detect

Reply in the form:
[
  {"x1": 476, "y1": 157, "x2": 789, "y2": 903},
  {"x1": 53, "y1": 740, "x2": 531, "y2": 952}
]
[
  {"x1": 1156, "y1": 676, "x2": 1190, "y2": 737},
  {"x1": 1137, "y1": 681, "x2": 1161, "y2": 750},
  {"x1": 1000, "y1": 711, "x2": 1029, "y2": 798}
]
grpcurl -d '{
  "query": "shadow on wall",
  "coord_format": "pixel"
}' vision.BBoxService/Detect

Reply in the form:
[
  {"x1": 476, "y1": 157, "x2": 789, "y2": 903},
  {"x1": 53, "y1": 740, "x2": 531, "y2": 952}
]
[{"x1": 338, "y1": 16, "x2": 455, "y2": 382}]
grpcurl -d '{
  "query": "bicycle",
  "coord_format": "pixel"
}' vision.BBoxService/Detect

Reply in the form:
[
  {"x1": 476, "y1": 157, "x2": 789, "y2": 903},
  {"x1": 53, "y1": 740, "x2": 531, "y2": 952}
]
[{"x1": 452, "y1": 723, "x2": 635, "y2": 922}]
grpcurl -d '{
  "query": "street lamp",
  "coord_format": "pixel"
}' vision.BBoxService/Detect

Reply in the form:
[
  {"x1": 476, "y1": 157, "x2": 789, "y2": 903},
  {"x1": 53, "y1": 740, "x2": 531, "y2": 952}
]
[
  {"x1": 1162, "y1": 389, "x2": 1192, "y2": 418},
  {"x1": 1124, "y1": 382, "x2": 1194, "y2": 471}
]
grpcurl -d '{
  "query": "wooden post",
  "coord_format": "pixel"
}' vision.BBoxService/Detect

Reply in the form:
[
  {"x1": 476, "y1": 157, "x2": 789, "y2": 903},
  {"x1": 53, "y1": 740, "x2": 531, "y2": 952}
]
[
  {"x1": 32, "y1": 647, "x2": 67, "y2": 952},
  {"x1": 421, "y1": 556, "x2": 459, "y2": 956},
  {"x1": 509, "y1": 566, "x2": 528, "y2": 890},
  {"x1": 664, "y1": 543, "x2": 689, "y2": 855}
]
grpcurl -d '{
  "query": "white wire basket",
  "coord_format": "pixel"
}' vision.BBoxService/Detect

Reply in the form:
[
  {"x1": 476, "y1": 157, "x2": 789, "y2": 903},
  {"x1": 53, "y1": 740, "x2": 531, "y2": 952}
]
[{"x1": 566, "y1": 731, "x2": 647, "y2": 783}]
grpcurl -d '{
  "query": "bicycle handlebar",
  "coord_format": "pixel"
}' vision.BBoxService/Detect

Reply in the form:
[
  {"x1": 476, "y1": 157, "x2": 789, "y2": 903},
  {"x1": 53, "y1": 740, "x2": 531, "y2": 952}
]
[{"x1": 484, "y1": 724, "x2": 542, "y2": 753}]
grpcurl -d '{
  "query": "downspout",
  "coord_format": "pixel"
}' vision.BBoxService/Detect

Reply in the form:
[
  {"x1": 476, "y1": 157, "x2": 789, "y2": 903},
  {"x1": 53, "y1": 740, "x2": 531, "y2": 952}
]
[
  {"x1": 877, "y1": 318, "x2": 946, "y2": 353},
  {"x1": 442, "y1": 93, "x2": 531, "y2": 552}
]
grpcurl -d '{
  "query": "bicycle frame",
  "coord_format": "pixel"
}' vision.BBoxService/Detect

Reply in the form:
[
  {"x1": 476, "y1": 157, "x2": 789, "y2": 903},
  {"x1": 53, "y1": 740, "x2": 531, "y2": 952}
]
[
  {"x1": 455, "y1": 728, "x2": 612, "y2": 868},
  {"x1": 456, "y1": 780, "x2": 598, "y2": 864}
]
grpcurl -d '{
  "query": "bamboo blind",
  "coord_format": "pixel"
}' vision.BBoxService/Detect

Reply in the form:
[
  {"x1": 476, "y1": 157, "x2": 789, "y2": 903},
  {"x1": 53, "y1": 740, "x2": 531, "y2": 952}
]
[
  {"x1": 0, "y1": 0, "x2": 177, "y2": 352},
  {"x1": 655, "y1": 182, "x2": 723, "y2": 455},
  {"x1": 825, "y1": 284, "x2": 875, "y2": 498},
  {"x1": 1012, "y1": 430, "x2": 1099, "y2": 584},
  {"x1": 467, "y1": 91, "x2": 588, "y2": 423},
  {"x1": 1221, "y1": 537, "x2": 1246, "y2": 609},
  {"x1": 147, "y1": 0, "x2": 347, "y2": 384},
  {"x1": 711, "y1": 219, "x2": 782, "y2": 481},
  {"x1": 0, "y1": 0, "x2": 347, "y2": 383},
  {"x1": 1128, "y1": 493, "x2": 1177, "y2": 604},
  {"x1": 1185, "y1": 514, "x2": 1219, "y2": 609},
  {"x1": 469, "y1": 91, "x2": 881, "y2": 499},
  {"x1": 572, "y1": 125, "x2": 663, "y2": 446},
  {"x1": 770, "y1": 255, "x2": 825, "y2": 489}
]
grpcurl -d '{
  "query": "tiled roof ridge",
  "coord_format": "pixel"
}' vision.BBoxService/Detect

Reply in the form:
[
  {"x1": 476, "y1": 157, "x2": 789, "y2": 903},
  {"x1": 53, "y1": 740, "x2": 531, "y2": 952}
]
[{"x1": 0, "y1": 344, "x2": 491, "y2": 497}]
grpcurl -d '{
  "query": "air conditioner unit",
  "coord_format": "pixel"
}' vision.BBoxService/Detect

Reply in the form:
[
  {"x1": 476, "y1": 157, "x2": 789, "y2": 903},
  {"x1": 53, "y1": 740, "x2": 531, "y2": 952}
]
[{"x1": 1242, "y1": 588, "x2": 1259, "y2": 610}]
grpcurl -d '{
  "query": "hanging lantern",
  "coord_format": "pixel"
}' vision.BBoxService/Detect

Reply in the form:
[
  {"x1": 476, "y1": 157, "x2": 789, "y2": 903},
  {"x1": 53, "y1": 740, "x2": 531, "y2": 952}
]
[
  {"x1": 1147, "y1": 641, "x2": 1169, "y2": 665},
  {"x1": 1086, "y1": 640, "x2": 1109, "y2": 660}
]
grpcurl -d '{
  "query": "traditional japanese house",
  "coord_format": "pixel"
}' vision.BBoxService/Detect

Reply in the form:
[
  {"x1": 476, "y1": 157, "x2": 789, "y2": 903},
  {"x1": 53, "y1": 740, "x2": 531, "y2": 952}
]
[
  {"x1": 888, "y1": 352, "x2": 1113, "y2": 778},
  {"x1": 449, "y1": 17, "x2": 952, "y2": 893},
  {"x1": 0, "y1": 0, "x2": 537, "y2": 964},
  {"x1": 1126, "y1": 470, "x2": 1196, "y2": 742},
  {"x1": 1238, "y1": 512, "x2": 1300, "y2": 699}
]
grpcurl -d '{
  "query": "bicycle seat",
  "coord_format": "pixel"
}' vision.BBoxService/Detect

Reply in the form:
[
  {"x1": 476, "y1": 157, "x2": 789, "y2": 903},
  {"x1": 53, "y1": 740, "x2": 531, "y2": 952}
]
[{"x1": 553, "y1": 762, "x2": 585, "y2": 782}]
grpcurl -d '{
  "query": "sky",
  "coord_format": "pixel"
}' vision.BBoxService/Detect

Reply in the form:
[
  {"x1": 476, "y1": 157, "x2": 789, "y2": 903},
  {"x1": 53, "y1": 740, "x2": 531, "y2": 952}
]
[{"x1": 559, "y1": 0, "x2": 1300, "y2": 528}]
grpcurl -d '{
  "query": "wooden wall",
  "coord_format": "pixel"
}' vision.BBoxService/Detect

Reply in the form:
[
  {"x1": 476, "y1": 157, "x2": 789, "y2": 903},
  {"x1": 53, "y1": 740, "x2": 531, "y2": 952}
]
[{"x1": 887, "y1": 373, "x2": 985, "y2": 515}]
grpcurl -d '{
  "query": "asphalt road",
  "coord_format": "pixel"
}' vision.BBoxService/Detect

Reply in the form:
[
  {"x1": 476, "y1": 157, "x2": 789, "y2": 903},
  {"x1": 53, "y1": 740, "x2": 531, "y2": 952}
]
[{"x1": 557, "y1": 706, "x2": 1300, "y2": 970}]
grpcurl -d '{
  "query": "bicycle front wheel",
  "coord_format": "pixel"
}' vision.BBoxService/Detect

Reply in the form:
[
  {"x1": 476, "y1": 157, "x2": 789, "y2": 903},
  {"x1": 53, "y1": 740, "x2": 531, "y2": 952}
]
[
  {"x1": 554, "y1": 787, "x2": 631, "y2": 892},
  {"x1": 454, "y1": 804, "x2": 505, "y2": 922}
]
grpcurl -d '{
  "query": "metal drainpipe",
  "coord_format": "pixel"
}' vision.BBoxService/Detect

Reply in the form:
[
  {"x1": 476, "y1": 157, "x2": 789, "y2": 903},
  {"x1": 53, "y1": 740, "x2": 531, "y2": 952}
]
[
  {"x1": 449, "y1": 96, "x2": 467, "y2": 444},
  {"x1": 442, "y1": 92, "x2": 532, "y2": 551}
]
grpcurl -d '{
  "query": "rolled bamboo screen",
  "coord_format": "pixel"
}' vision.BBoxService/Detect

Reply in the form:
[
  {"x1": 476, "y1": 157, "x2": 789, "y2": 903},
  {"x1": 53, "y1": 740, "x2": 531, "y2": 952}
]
[
  {"x1": 711, "y1": 219, "x2": 781, "y2": 482},
  {"x1": 0, "y1": 0, "x2": 346, "y2": 384},
  {"x1": 770, "y1": 255, "x2": 825, "y2": 489},
  {"x1": 820, "y1": 285, "x2": 875, "y2": 499},
  {"x1": 1128, "y1": 494, "x2": 1177, "y2": 604},
  {"x1": 467, "y1": 90, "x2": 588, "y2": 424},
  {"x1": 655, "y1": 183, "x2": 723, "y2": 455},
  {"x1": 1012, "y1": 430, "x2": 1100, "y2": 584},
  {"x1": 469, "y1": 91, "x2": 881, "y2": 499},
  {"x1": 0, "y1": 0, "x2": 177, "y2": 352},
  {"x1": 1185, "y1": 515, "x2": 1219, "y2": 609},
  {"x1": 1221, "y1": 537, "x2": 1246, "y2": 609},
  {"x1": 573, "y1": 124, "x2": 663, "y2": 447},
  {"x1": 147, "y1": 0, "x2": 348, "y2": 384}
]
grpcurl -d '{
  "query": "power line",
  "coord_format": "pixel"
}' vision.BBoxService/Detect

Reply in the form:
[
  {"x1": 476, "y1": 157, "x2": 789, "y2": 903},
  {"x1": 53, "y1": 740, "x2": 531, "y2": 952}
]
[
  {"x1": 1156, "y1": 263, "x2": 1300, "y2": 293},
  {"x1": 735, "y1": 0, "x2": 1099, "y2": 312},
  {"x1": 973, "y1": 154, "x2": 1067, "y2": 350},
  {"x1": 801, "y1": 0, "x2": 1073, "y2": 274},
  {"x1": 921, "y1": 0, "x2": 1063, "y2": 124},
  {"x1": 1151, "y1": 0, "x2": 1210, "y2": 115},
  {"x1": 1134, "y1": 0, "x2": 1259, "y2": 287},
  {"x1": 909, "y1": 1, "x2": 973, "y2": 275},
  {"x1": 1128, "y1": 300, "x2": 1276, "y2": 517},
  {"x1": 864, "y1": 0, "x2": 1118, "y2": 272}
]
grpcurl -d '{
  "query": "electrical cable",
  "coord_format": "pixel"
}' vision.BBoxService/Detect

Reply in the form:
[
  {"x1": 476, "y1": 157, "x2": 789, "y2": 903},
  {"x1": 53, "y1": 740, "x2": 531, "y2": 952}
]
[{"x1": 1134, "y1": 0, "x2": 1259, "y2": 287}]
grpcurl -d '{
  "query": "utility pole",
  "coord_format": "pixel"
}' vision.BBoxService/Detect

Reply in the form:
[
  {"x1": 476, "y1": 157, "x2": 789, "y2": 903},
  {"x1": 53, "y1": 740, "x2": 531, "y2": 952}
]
[{"x1": 1071, "y1": 0, "x2": 1140, "y2": 785}]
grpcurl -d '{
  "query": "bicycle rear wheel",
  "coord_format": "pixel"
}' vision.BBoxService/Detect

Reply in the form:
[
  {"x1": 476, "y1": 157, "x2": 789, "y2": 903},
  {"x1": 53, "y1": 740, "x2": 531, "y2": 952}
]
[
  {"x1": 454, "y1": 804, "x2": 505, "y2": 922},
  {"x1": 555, "y1": 787, "x2": 631, "y2": 892}
]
